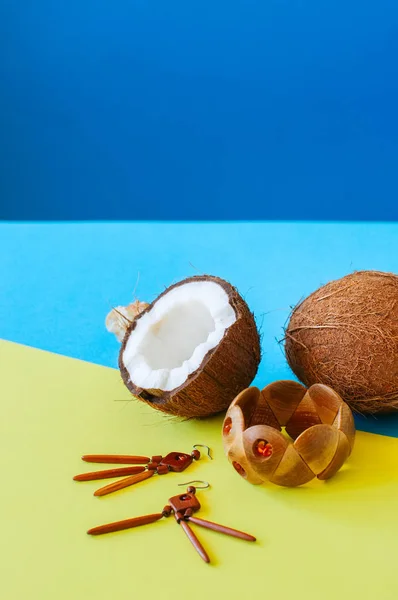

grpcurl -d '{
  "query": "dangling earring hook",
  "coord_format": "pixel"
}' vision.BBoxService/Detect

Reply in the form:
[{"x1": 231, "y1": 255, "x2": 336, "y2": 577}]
[
  {"x1": 193, "y1": 445, "x2": 213, "y2": 460},
  {"x1": 178, "y1": 480, "x2": 210, "y2": 489}
]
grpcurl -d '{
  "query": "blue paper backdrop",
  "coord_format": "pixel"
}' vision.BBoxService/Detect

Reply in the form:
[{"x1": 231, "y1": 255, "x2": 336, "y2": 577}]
[{"x1": 1, "y1": 1, "x2": 398, "y2": 220}]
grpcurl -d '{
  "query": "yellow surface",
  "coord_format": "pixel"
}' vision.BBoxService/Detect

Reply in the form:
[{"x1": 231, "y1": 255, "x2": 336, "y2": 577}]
[{"x1": 1, "y1": 340, "x2": 398, "y2": 600}]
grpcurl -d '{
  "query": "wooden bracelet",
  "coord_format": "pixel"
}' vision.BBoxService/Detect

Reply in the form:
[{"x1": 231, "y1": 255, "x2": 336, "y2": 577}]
[{"x1": 222, "y1": 381, "x2": 355, "y2": 487}]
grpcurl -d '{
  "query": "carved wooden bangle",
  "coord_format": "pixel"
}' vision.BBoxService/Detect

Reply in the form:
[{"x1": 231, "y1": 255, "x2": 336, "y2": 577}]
[{"x1": 222, "y1": 381, "x2": 355, "y2": 487}]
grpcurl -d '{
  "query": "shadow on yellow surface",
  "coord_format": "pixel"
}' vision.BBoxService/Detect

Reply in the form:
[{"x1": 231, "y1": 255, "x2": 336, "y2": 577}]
[{"x1": 262, "y1": 431, "x2": 398, "y2": 527}]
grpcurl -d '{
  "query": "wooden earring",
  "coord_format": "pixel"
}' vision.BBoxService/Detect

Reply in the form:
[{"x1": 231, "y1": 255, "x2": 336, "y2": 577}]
[
  {"x1": 85, "y1": 482, "x2": 256, "y2": 564},
  {"x1": 73, "y1": 444, "x2": 212, "y2": 496}
]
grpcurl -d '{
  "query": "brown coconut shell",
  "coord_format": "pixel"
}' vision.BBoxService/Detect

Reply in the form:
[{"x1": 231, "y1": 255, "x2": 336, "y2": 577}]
[
  {"x1": 285, "y1": 270, "x2": 398, "y2": 414},
  {"x1": 119, "y1": 275, "x2": 261, "y2": 418}
]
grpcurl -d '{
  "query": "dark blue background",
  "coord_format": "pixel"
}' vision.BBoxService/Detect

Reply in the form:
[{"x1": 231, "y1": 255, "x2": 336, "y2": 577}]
[{"x1": 1, "y1": 1, "x2": 398, "y2": 220}]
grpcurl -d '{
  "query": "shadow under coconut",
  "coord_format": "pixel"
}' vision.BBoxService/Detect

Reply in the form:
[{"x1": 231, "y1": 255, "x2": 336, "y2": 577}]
[
  {"x1": 265, "y1": 431, "x2": 398, "y2": 529},
  {"x1": 354, "y1": 411, "x2": 398, "y2": 438}
]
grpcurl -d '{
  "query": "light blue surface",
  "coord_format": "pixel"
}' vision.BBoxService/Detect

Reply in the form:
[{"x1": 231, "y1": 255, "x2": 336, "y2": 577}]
[{"x1": 1, "y1": 222, "x2": 397, "y2": 436}]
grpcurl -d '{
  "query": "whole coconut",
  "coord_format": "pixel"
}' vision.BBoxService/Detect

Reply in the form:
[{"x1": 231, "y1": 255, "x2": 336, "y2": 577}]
[{"x1": 285, "y1": 271, "x2": 398, "y2": 414}]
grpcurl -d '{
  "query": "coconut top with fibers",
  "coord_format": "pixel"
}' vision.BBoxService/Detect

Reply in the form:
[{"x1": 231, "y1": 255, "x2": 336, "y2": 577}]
[{"x1": 285, "y1": 270, "x2": 398, "y2": 414}]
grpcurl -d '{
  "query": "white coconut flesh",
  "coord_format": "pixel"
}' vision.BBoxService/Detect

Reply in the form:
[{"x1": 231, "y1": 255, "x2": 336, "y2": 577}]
[{"x1": 122, "y1": 281, "x2": 237, "y2": 392}]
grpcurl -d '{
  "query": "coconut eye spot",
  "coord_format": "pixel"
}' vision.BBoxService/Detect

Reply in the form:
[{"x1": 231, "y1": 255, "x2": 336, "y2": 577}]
[{"x1": 122, "y1": 281, "x2": 236, "y2": 392}]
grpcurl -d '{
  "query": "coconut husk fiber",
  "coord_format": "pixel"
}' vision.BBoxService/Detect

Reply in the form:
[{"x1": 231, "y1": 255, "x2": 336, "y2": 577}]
[{"x1": 284, "y1": 270, "x2": 398, "y2": 414}]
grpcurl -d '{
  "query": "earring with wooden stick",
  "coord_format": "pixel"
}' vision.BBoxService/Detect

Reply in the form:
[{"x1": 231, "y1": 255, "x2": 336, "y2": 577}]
[
  {"x1": 86, "y1": 481, "x2": 256, "y2": 564},
  {"x1": 73, "y1": 444, "x2": 212, "y2": 496}
]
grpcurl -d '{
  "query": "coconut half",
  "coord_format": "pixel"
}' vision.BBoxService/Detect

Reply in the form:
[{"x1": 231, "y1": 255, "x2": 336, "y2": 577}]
[{"x1": 117, "y1": 275, "x2": 261, "y2": 417}]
